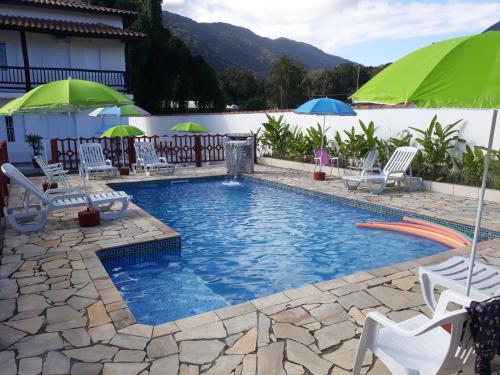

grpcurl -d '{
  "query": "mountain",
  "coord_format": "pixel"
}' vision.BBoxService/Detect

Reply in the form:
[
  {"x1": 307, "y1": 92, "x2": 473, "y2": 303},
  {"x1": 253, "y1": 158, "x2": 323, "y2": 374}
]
[
  {"x1": 162, "y1": 11, "x2": 352, "y2": 76},
  {"x1": 484, "y1": 20, "x2": 500, "y2": 32}
]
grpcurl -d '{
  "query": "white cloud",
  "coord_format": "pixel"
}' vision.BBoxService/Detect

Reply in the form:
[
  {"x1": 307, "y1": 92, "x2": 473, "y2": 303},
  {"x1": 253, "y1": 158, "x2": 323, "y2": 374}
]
[{"x1": 162, "y1": 0, "x2": 500, "y2": 55}]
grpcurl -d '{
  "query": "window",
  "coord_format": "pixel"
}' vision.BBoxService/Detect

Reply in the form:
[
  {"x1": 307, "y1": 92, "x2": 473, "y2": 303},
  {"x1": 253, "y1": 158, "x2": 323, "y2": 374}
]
[
  {"x1": 5, "y1": 116, "x2": 15, "y2": 142},
  {"x1": 0, "y1": 43, "x2": 7, "y2": 66}
]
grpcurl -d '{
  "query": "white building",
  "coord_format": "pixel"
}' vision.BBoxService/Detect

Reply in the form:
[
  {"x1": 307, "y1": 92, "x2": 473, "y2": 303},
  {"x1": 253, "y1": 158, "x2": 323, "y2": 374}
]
[{"x1": 0, "y1": 0, "x2": 143, "y2": 162}]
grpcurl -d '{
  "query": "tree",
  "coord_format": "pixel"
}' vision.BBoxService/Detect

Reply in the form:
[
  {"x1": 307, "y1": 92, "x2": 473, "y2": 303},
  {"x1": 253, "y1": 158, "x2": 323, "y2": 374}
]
[
  {"x1": 301, "y1": 69, "x2": 331, "y2": 98},
  {"x1": 269, "y1": 55, "x2": 307, "y2": 108},
  {"x1": 86, "y1": 0, "x2": 224, "y2": 113},
  {"x1": 219, "y1": 68, "x2": 267, "y2": 109}
]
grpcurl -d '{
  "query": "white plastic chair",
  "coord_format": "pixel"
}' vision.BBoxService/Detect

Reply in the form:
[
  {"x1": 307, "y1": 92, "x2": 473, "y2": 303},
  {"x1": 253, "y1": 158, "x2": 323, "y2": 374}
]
[
  {"x1": 343, "y1": 146, "x2": 421, "y2": 194},
  {"x1": 420, "y1": 256, "x2": 500, "y2": 312},
  {"x1": 34, "y1": 155, "x2": 71, "y2": 187},
  {"x1": 344, "y1": 149, "x2": 381, "y2": 178},
  {"x1": 353, "y1": 289, "x2": 475, "y2": 375},
  {"x1": 78, "y1": 143, "x2": 117, "y2": 179},
  {"x1": 134, "y1": 141, "x2": 175, "y2": 175},
  {"x1": 1, "y1": 163, "x2": 130, "y2": 233}
]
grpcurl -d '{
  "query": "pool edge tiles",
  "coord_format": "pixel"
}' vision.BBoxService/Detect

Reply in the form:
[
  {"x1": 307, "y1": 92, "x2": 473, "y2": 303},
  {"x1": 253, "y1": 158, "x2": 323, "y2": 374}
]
[{"x1": 97, "y1": 236, "x2": 181, "y2": 261}]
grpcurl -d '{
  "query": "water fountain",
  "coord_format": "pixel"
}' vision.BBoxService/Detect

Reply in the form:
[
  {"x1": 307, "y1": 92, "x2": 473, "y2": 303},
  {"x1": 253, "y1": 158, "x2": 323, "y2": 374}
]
[{"x1": 223, "y1": 134, "x2": 254, "y2": 185}]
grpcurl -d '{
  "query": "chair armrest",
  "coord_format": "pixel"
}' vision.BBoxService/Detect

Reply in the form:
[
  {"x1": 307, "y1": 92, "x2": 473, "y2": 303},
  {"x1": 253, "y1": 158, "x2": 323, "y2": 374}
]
[
  {"x1": 159, "y1": 157, "x2": 167, "y2": 163},
  {"x1": 367, "y1": 306, "x2": 468, "y2": 338},
  {"x1": 47, "y1": 162, "x2": 63, "y2": 169},
  {"x1": 365, "y1": 312, "x2": 415, "y2": 336},
  {"x1": 434, "y1": 289, "x2": 473, "y2": 316},
  {"x1": 105, "y1": 159, "x2": 112, "y2": 167},
  {"x1": 136, "y1": 157, "x2": 144, "y2": 166}
]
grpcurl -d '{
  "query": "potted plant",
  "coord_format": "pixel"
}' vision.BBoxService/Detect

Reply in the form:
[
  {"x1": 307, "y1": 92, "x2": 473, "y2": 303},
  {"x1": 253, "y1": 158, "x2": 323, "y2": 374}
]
[{"x1": 25, "y1": 133, "x2": 43, "y2": 168}]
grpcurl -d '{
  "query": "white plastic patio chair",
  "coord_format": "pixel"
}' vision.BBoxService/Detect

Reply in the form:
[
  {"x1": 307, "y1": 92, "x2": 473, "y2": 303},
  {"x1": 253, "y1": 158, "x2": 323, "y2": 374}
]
[
  {"x1": 420, "y1": 256, "x2": 500, "y2": 312},
  {"x1": 78, "y1": 143, "x2": 117, "y2": 179},
  {"x1": 343, "y1": 146, "x2": 421, "y2": 194},
  {"x1": 134, "y1": 141, "x2": 175, "y2": 175},
  {"x1": 343, "y1": 149, "x2": 381, "y2": 178},
  {"x1": 34, "y1": 155, "x2": 71, "y2": 188},
  {"x1": 353, "y1": 289, "x2": 475, "y2": 375},
  {"x1": 1, "y1": 163, "x2": 130, "y2": 233}
]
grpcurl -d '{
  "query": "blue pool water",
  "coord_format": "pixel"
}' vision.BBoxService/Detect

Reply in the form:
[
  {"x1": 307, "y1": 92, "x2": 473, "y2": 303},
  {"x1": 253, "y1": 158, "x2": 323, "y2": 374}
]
[{"x1": 102, "y1": 177, "x2": 449, "y2": 324}]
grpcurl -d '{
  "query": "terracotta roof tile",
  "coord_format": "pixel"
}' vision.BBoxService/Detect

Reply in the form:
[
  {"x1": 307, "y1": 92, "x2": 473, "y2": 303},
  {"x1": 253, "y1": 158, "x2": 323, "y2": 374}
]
[
  {"x1": 0, "y1": 14, "x2": 145, "y2": 40},
  {"x1": 1, "y1": 0, "x2": 138, "y2": 18}
]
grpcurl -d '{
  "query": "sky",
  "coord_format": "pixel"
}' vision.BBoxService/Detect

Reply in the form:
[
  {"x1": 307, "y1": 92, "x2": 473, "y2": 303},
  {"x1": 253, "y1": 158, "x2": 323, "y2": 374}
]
[{"x1": 161, "y1": 0, "x2": 500, "y2": 66}]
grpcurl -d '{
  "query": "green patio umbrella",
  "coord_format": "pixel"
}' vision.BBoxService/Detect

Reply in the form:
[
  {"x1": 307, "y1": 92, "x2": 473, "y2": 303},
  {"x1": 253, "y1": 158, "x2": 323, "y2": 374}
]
[
  {"x1": 351, "y1": 31, "x2": 500, "y2": 295},
  {"x1": 0, "y1": 79, "x2": 133, "y2": 115},
  {"x1": 100, "y1": 125, "x2": 144, "y2": 167},
  {"x1": 170, "y1": 121, "x2": 209, "y2": 133},
  {"x1": 0, "y1": 79, "x2": 134, "y2": 142}
]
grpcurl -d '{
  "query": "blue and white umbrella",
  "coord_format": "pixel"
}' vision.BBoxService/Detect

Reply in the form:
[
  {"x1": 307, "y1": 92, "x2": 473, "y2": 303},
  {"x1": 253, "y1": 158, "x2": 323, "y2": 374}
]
[
  {"x1": 88, "y1": 105, "x2": 151, "y2": 117},
  {"x1": 295, "y1": 98, "x2": 357, "y2": 172}
]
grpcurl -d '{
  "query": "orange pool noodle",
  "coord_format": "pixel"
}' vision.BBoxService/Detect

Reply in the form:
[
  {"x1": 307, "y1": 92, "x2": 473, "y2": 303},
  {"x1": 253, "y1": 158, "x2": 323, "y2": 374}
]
[
  {"x1": 382, "y1": 222, "x2": 469, "y2": 246},
  {"x1": 402, "y1": 217, "x2": 471, "y2": 245},
  {"x1": 356, "y1": 222, "x2": 466, "y2": 248}
]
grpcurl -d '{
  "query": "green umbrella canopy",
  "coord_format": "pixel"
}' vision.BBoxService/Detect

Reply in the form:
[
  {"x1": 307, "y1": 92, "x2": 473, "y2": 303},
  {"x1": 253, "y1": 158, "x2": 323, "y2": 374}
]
[
  {"x1": 0, "y1": 79, "x2": 133, "y2": 115},
  {"x1": 170, "y1": 121, "x2": 209, "y2": 133},
  {"x1": 351, "y1": 31, "x2": 500, "y2": 108},
  {"x1": 99, "y1": 125, "x2": 144, "y2": 138},
  {"x1": 350, "y1": 31, "x2": 500, "y2": 297}
]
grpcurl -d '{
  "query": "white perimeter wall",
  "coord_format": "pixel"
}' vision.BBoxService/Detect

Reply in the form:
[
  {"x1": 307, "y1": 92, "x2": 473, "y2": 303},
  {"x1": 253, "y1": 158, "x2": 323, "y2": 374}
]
[
  {"x1": 129, "y1": 108, "x2": 498, "y2": 153},
  {"x1": 4, "y1": 108, "x2": 497, "y2": 163}
]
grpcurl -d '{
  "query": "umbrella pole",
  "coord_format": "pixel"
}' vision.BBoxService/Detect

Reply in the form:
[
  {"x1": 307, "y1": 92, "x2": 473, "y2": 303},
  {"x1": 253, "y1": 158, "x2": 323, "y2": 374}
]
[
  {"x1": 465, "y1": 109, "x2": 497, "y2": 296},
  {"x1": 320, "y1": 115, "x2": 326, "y2": 173},
  {"x1": 121, "y1": 136, "x2": 125, "y2": 167}
]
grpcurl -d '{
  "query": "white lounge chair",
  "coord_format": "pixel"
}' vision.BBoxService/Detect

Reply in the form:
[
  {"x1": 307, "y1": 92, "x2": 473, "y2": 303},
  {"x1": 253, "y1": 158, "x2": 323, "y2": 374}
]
[
  {"x1": 35, "y1": 155, "x2": 71, "y2": 188},
  {"x1": 343, "y1": 146, "x2": 421, "y2": 194},
  {"x1": 78, "y1": 143, "x2": 117, "y2": 179},
  {"x1": 353, "y1": 289, "x2": 474, "y2": 375},
  {"x1": 343, "y1": 149, "x2": 381, "y2": 179},
  {"x1": 1, "y1": 163, "x2": 130, "y2": 233},
  {"x1": 134, "y1": 141, "x2": 175, "y2": 175},
  {"x1": 420, "y1": 256, "x2": 500, "y2": 312}
]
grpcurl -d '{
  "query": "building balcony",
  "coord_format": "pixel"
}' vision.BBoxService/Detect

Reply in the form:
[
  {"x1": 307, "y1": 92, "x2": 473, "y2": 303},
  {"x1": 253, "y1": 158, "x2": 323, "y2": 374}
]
[{"x1": 0, "y1": 65, "x2": 129, "y2": 93}]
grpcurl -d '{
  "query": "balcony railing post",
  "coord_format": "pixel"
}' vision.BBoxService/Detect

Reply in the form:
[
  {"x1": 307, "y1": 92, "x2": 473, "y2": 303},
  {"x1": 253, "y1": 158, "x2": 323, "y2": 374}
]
[{"x1": 19, "y1": 31, "x2": 32, "y2": 91}]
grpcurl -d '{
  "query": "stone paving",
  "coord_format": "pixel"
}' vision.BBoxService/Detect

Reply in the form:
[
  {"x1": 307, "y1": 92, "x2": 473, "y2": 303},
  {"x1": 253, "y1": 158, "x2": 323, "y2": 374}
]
[{"x1": 1, "y1": 164, "x2": 500, "y2": 375}]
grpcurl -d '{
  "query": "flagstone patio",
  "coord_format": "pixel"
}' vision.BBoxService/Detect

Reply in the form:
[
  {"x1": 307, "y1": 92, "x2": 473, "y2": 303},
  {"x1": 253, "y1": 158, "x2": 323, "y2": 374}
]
[{"x1": 1, "y1": 164, "x2": 499, "y2": 375}]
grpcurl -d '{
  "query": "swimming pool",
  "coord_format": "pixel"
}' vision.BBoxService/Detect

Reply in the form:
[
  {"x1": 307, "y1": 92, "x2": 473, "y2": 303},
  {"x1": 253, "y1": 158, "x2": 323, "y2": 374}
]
[{"x1": 102, "y1": 177, "x2": 449, "y2": 324}]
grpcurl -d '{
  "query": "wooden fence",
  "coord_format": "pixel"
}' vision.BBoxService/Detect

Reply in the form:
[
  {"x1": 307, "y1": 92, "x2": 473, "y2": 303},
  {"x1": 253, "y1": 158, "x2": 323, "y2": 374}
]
[
  {"x1": 0, "y1": 140, "x2": 9, "y2": 218},
  {"x1": 50, "y1": 134, "x2": 228, "y2": 170}
]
